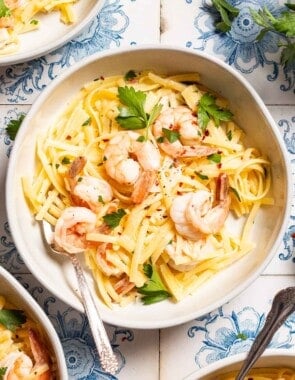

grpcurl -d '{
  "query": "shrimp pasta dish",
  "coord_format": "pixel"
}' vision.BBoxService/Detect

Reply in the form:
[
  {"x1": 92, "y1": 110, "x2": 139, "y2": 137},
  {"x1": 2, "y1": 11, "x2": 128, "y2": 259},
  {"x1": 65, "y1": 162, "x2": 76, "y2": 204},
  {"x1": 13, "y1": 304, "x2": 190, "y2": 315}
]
[
  {"x1": 0, "y1": 0, "x2": 79, "y2": 56},
  {"x1": 216, "y1": 367, "x2": 295, "y2": 379},
  {"x1": 0, "y1": 295, "x2": 55, "y2": 379},
  {"x1": 22, "y1": 70, "x2": 273, "y2": 307}
]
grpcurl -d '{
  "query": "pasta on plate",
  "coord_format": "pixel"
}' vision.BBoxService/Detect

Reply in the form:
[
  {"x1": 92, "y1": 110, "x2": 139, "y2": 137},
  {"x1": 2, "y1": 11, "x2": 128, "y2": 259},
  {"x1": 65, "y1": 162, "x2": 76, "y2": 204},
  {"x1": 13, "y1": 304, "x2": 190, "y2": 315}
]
[
  {"x1": 0, "y1": 295, "x2": 55, "y2": 379},
  {"x1": 22, "y1": 70, "x2": 273, "y2": 307},
  {"x1": 0, "y1": 0, "x2": 78, "y2": 56}
]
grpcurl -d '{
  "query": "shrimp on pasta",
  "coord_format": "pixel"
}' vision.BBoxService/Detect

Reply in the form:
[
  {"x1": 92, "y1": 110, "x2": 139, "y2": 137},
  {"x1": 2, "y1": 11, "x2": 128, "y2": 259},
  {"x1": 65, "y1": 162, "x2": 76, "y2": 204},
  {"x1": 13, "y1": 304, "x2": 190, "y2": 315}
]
[
  {"x1": 0, "y1": 296, "x2": 54, "y2": 379},
  {"x1": 22, "y1": 70, "x2": 272, "y2": 307},
  {"x1": 153, "y1": 105, "x2": 217, "y2": 158},
  {"x1": 104, "y1": 131, "x2": 161, "y2": 204}
]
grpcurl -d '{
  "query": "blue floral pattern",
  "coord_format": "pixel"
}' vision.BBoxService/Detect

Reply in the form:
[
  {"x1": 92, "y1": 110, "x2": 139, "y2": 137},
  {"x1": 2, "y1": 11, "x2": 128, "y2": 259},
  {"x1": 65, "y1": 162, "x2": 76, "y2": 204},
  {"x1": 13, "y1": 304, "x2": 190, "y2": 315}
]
[
  {"x1": 189, "y1": 305, "x2": 295, "y2": 368},
  {"x1": 188, "y1": 0, "x2": 295, "y2": 91}
]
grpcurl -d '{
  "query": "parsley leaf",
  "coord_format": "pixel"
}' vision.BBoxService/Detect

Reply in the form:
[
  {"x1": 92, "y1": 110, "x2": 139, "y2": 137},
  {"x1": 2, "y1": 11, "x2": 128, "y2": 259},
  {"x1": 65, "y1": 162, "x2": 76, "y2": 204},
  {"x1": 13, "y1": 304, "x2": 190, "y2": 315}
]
[
  {"x1": 103, "y1": 209, "x2": 126, "y2": 229},
  {"x1": 198, "y1": 93, "x2": 233, "y2": 129},
  {"x1": 6, "y1": 114, "x2": 25, "y2": 140},
  {"x1": 211, "y1": 0, "x2": 239, "y2": 32},
  {"x1": 162, "y1": 127, "x2": 180, "y2": 143},
  {"x1": 250, "y1": 6, "x2": 295, "y2": 74},
  {"x1": 0, "y1": 309, "x2": 26, "y2": 331},
  {"x1": 0, "y1": 367, "x2": 7, "y2": 380},
  {"x1": 280, "y1": 42, "x2": 295, "y2": 72},
  {"x1": 250, "y1": 6, "x2": 295, "y2": 39},
  {"x1": 137, "y1": 264, "x2": 171, "y2": 305},
  {"x1": 116, "y1": 86, "x2": 162, "y2": 134},
  {"x1": 0, "y1": 0, "x2": 11, "y2": 17}
]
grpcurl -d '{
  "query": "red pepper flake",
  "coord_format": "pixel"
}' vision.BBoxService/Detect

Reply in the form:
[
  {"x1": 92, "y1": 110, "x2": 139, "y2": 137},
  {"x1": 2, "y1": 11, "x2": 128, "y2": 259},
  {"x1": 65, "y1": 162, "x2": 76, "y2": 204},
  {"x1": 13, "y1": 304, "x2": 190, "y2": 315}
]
[
  {"x1": 66, "y1": 135, "x2": 72, "y2": 140},
  {"x1": 217, "y1": 163, "x2": 222, "y2": 169},
  {"x1": 291, "y1": 232, "x2": 295, "y2": 239}
]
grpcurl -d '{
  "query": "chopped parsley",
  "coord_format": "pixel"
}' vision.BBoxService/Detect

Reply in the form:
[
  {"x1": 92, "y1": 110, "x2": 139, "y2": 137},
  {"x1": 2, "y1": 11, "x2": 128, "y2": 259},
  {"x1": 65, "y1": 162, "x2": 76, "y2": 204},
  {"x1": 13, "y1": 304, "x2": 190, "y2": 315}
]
[
  {"x1": 162, "y1": 127, "x2": 180, "y2": 143},
  {"x1": 137, "y1": 263, "x2": 171, "y2": 305},
  {"x1": 98, "y1": 195, "x2": 105, "y2": 204},
  {"x1": 124, "y1": 70, "x2": 137, "y2": 81},
  {"x1": 82, "y1": 117, "x2": 91, "y2": 126},
  {"x1": 196, "y1": 172, "x2": 209, "y2": 180},
  {"x1": 198, "y1": 93, "x2": 233, "y2": 129},
  {"x1": 6, "y1": 114, "x2": 25, "y2": 140},
  {"x1": 0, "y1": 309, "x2": 26, "y2": 331},
  {"x1": 208, "y1": 153, "x2": 221, "y2": 163},
  {"x1": 61, "y1": 157, "x2": 71, "y2": 165},
  {"x1": 103, "y1": 209, "x2": 126, "y2": 229},
  {"x1": 116, "y1": 86, "x2": 162, "y2": 138},
  {"x1": 0, "y1": 367, "x2": 7, "y2": 380},
  {"x1": 0, "y1": 0, "x2": 11, "y2": 18}
]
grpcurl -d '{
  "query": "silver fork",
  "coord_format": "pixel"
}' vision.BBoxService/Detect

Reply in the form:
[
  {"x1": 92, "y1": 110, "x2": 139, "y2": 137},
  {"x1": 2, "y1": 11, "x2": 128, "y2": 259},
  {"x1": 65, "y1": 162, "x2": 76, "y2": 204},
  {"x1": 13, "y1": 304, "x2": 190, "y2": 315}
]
[
  {"x1": 41, "y1": 219, "x2": 119, "y2": 375},
  {"x1": 235, "y1": 286, "x2": 295, "y2": 380}
]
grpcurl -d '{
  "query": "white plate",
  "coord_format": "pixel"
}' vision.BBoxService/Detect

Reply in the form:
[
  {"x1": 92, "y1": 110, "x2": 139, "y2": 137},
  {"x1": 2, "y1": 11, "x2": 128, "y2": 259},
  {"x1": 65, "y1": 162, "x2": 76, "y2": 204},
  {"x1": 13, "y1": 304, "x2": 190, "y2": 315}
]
[
  {"x1": 6, "y1": 46, "x2": 292, "y2": 329},
  {"x1": 0, "y1": 0, "x2": 103, "y2": 66},
  {"x1": 0, "y1": 265, "x2": 68, "y2": 379},
  {"x1": 183, "y1": 349, "x2": 295, "y2": 379}
]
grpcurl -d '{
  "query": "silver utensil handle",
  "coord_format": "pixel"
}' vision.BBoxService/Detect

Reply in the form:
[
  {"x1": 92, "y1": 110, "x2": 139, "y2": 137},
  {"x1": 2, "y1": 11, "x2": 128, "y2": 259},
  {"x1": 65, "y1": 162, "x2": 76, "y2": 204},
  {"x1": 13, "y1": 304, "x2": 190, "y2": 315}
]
[
  {"x1": 236, "y1": 286, "x2": 295, "y2": 380},
  {"x1": 70, "y1": 254, "x2": 119, "y2": 375}
]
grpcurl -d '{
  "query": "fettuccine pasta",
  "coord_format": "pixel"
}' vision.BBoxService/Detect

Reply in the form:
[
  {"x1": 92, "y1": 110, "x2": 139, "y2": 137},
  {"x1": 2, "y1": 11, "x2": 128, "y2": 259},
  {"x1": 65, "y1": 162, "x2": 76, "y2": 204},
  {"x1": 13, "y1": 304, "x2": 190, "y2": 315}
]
[
  {"x1": 217, "y1": 367, "x2": 295, "y2": 379},
  {"x1": 22, "y1": 70, "x2": 273, "y2": 307},
  {"x1": 0, "y1": 0, "x2": 79, "y2": 56}
]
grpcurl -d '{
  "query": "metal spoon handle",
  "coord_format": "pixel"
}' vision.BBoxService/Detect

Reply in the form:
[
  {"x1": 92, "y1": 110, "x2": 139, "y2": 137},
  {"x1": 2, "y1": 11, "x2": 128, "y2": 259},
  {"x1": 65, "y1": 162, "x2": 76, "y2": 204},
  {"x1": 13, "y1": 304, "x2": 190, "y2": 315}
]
[
  {"x1": 69, "y1": 254, "x2": 119, "y2": 375},
  {"x1": 236, "y1": 286, "x2": 295, "y2": 380}
]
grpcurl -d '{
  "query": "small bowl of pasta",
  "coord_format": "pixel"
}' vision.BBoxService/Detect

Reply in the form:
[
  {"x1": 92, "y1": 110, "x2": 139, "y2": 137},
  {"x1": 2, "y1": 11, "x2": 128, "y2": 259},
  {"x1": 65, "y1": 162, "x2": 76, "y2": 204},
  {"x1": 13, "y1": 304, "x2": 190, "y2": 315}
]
[
  {"x1": 0, "y1": 0, "x2": 103, "y2": 65},
  {"x1": 6, "y1": 46, "x2": 291, "y2": 329},
  {"x1": 183, "y1": 349, "x2": 295, "y2": 380},
  {"x1": 0, "y1": 265, "x2": 68, "y2": 379}
]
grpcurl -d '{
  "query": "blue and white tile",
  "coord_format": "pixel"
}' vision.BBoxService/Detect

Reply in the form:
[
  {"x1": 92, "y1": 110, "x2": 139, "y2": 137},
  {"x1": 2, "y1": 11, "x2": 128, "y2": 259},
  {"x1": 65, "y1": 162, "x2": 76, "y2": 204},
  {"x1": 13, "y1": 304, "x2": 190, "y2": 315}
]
[
  {"x1": 160, "y1": 275, "x2": 295, "y2": 380},
  {"x1": 262, "y1": 106, "x2": 295, "y2": 275},
  {"x1": 160, "y1": 0, "x2": 295, "y2": 103}
]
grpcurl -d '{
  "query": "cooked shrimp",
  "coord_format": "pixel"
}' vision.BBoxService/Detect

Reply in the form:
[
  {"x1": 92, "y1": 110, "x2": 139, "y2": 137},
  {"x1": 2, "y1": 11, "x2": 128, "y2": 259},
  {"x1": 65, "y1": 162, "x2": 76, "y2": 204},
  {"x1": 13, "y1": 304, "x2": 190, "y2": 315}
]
[
  {"x1": 67, "y1": 156, "x2": 113, "y2": 212},
  {"x1": 104, "y1": 131, "x2": 161, "y2": 203},
  {"x1": 153, "y1": 106, "x2": 217, "y2": 158},
  {"x1": 169, "y1": 193, "x2": 204, "y2": 241},
  {"x1": 1, "y1": 329, "x2": 52, "y2": 380},
  {"x1": 54, "y1": 206, "x2": 97, "y2": 254},
  {"x1": 186, "y1": 173, "x2": 230, "y2": 234},
  {"x1": 170, "y1": 174, "x2": 230, "y2": 239},
  {"x1": 96, "y1": 242, "x2": 123, "y2": 277}
]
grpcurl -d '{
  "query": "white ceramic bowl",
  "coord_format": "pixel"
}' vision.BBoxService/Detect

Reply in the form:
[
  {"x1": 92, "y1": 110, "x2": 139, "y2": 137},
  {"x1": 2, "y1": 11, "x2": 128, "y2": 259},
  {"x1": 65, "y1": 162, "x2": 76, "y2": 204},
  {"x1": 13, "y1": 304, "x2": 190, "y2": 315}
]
[
  {"x1": 6, "y1": 46, "x2": 292, "y2": 329},
  {"x1": 0, "y1": 0, "x2": 103, "y2": 66},
  {"x1": 184, "y1": 349, "x2": 295, "y2": 379},
  {"x1": 0, "y1": 265, "x2": 68, "y2": 379}
]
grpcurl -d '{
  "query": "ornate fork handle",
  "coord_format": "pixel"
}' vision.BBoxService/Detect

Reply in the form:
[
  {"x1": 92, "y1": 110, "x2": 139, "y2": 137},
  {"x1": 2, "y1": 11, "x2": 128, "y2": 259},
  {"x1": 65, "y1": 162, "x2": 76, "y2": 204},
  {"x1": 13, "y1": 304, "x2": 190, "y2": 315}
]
[
  {"x1": 70, "y1": 254, "x2": 119, "y2": 375},
  {"x1": 236, "y1": 286, "x2": 295, "y2": 380}
]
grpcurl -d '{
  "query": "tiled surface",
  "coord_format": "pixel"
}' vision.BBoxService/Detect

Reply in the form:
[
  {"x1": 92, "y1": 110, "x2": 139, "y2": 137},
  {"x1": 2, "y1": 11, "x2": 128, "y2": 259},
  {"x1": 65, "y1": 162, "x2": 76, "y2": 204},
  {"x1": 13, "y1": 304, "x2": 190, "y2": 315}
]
[{"x1": 0, "y1": 0, "x2": 294, "y2": 379}]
